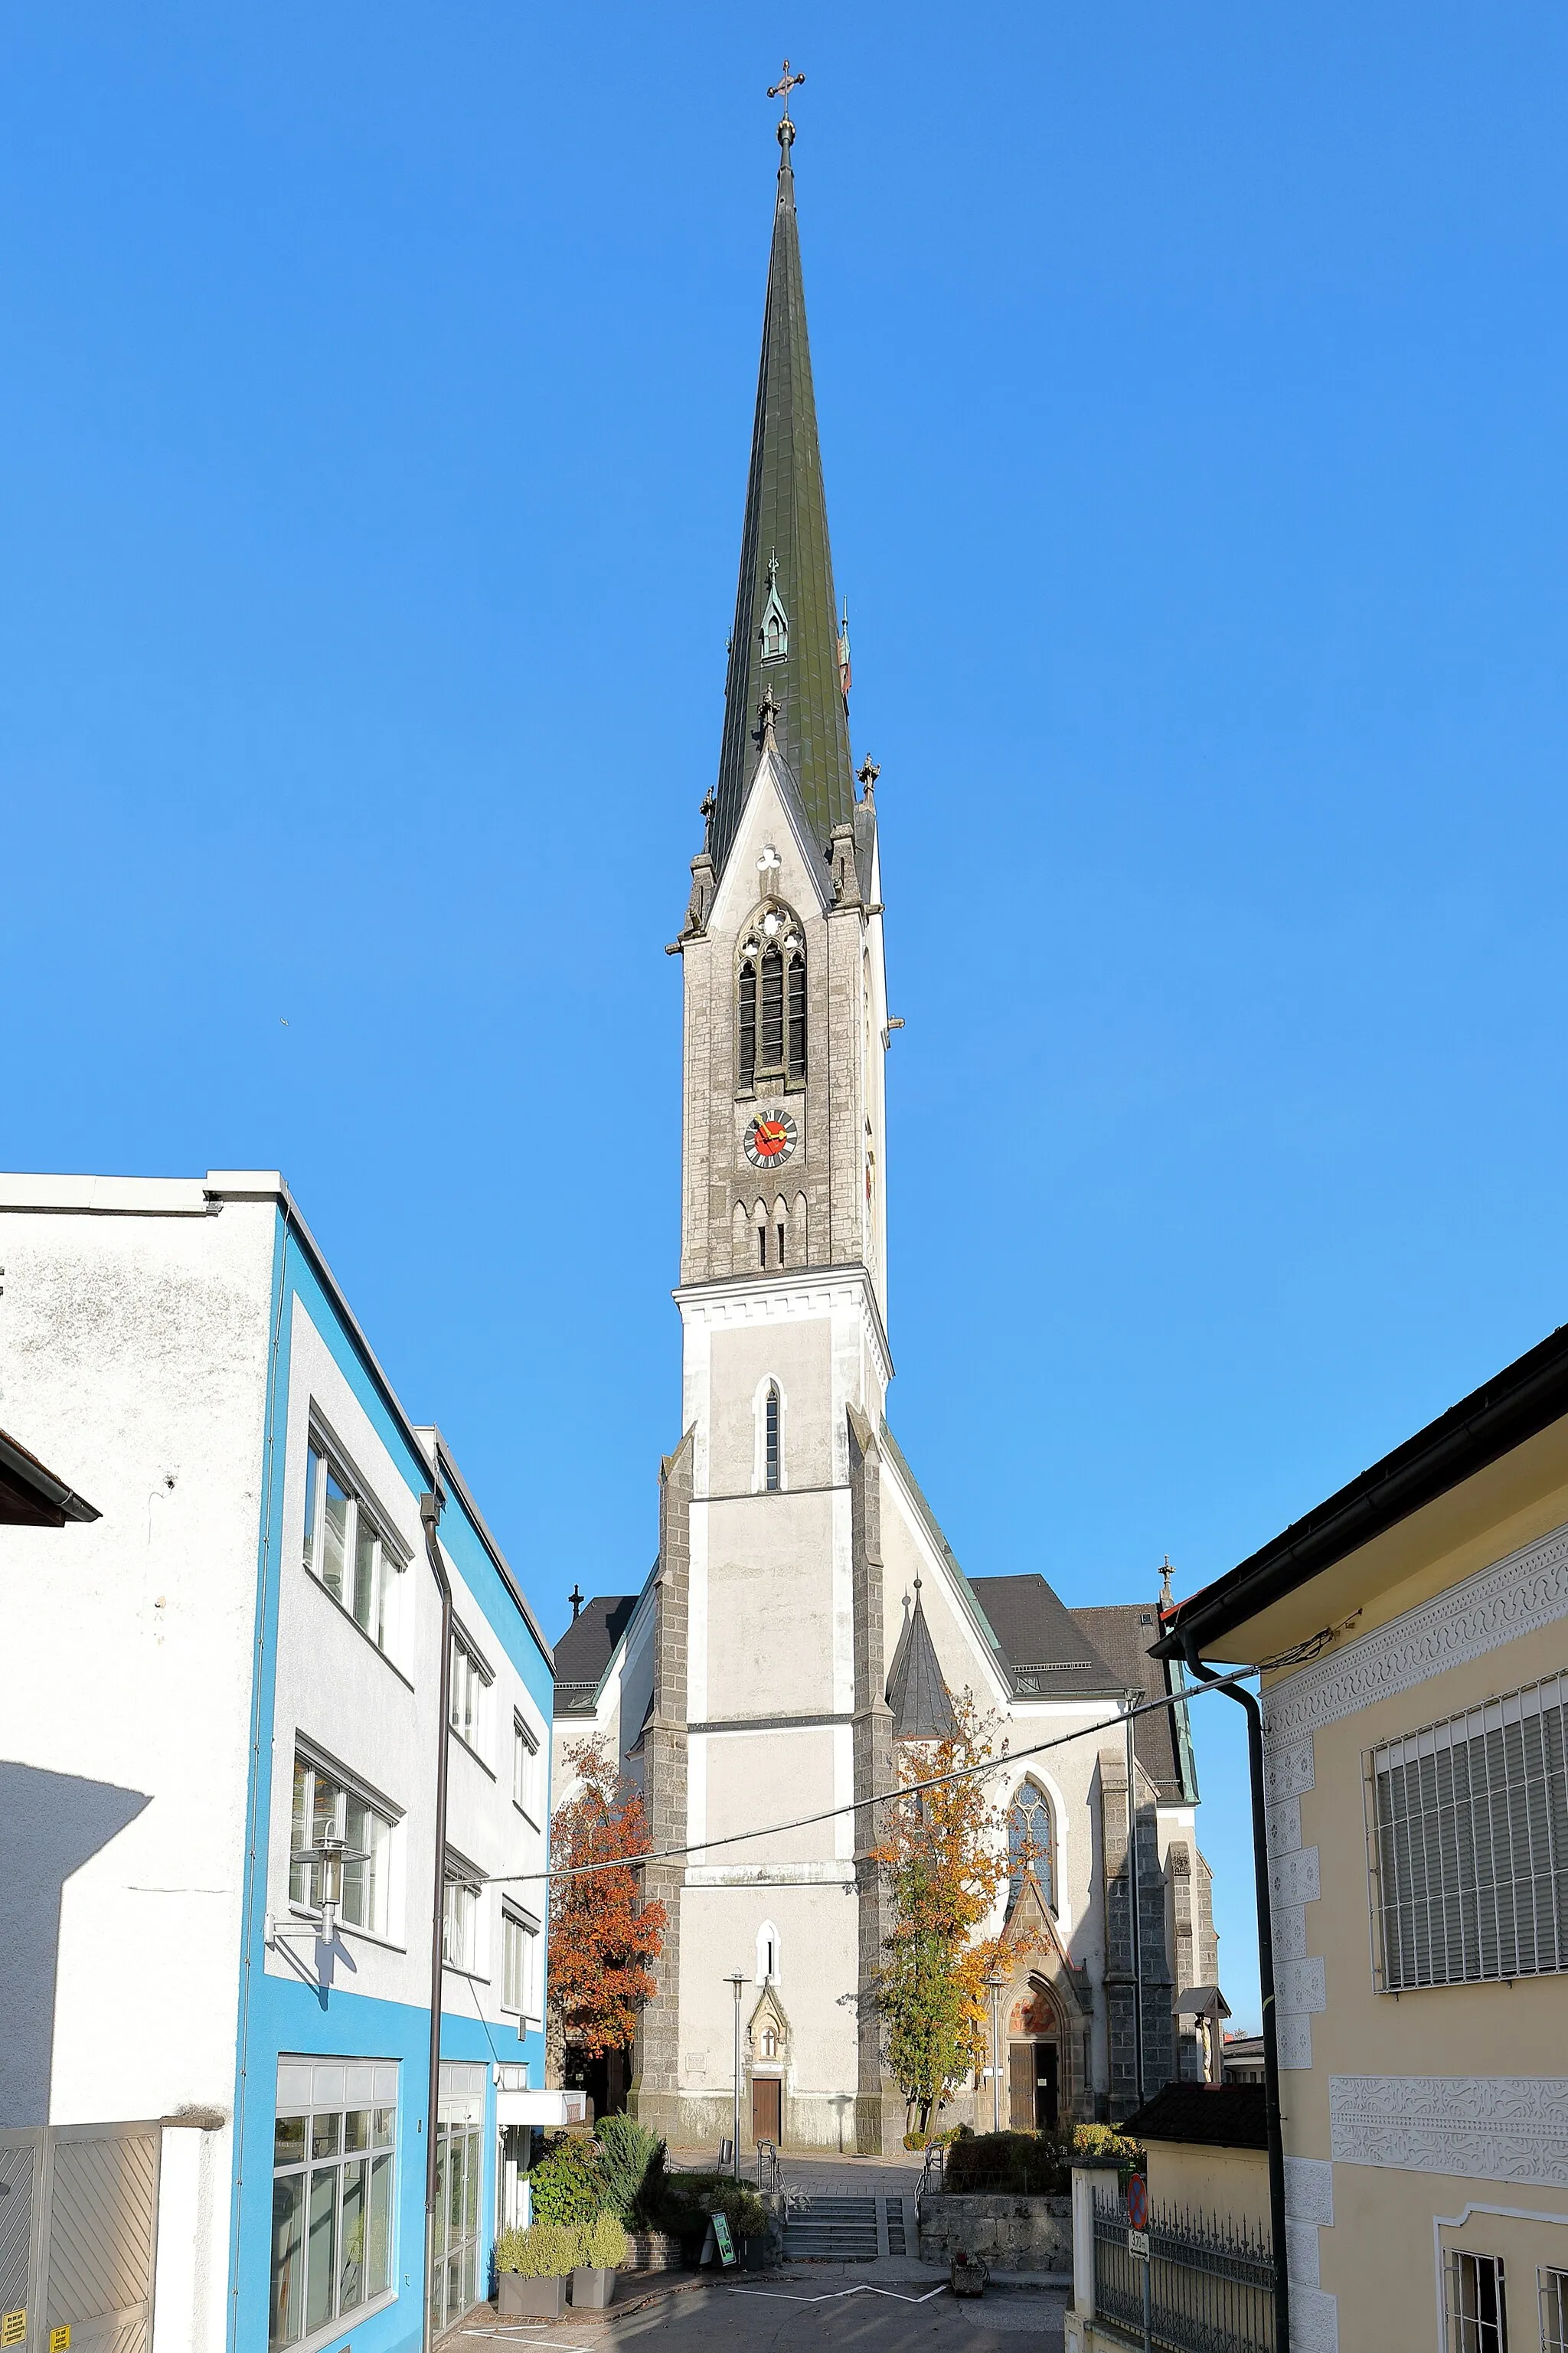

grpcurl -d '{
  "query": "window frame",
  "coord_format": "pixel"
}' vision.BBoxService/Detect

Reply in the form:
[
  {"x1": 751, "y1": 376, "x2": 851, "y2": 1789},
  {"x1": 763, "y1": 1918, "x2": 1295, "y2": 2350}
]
[
  {"x1": 302, "y1": 1426, "x2": 410, "y2": 1669},
  {"x1": 270, "y1": 2056, "x2": 398, "y2": 2353},
  {"x1": 1006, "y1": 1779, "x2": 1057, "y2": 1913},
  {"x1": 441, "y1": 1854, "x2": 484, "y2": 1977},
  {"x1": 289, "y1": 1746, "x2": 398, "y2": 1942},
  {"x1": 501, "y1": 1905, "x2": 541, "y2": 2019},
  {"x1": 1445, "y1": 2249, "x2": 1508, "y2": 2353},
  {"x1": 512, "y1": 1714, "x2": 542, "y2": 1825},
  {"x1": 447, "y1": 1621, "x2": 494, "y2": 1763},
  {"x1": 737, "y1": 906, "x2": 807, "y2": 1095},
  {"x1": 1540, "y1": 2266, "x2": 1568, "y2": 2353},
  {"x1": 1364, "y1": 1670, "x2": 1568, "y2": 1995}
]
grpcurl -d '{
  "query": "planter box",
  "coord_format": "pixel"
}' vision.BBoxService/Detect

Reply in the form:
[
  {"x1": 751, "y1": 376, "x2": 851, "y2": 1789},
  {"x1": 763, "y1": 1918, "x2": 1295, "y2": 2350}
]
[
  {"x1": 571, "y1": 2266, "x2": 618, "y2": 2309},
  {"x1": 498, "y1": 2274, "x2": 569, "y2": 2319}
]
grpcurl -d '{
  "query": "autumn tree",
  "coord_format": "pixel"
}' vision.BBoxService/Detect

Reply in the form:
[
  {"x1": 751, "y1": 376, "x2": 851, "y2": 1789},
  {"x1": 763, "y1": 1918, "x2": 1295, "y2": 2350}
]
[
  {"x1": 547, "y1": 1738, "x2": 666, "y2": 2076},
  {"x1": 870, "y1": 1695, "x2": 1008, "y2": 2136}
]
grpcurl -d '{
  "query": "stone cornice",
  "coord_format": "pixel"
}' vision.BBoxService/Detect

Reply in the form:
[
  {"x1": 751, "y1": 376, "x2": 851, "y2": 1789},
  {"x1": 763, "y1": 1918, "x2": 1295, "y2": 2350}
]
[
  {"x1": 1329, "y1": 2075, "x2": 1568, "y2": 2188},
  {"x1": 675, "y1": 1261, "x2": 893, "y2": 1387},
  {"x1": 1261, "y1": 1516, "x2": 1568, "y2": 1750}
]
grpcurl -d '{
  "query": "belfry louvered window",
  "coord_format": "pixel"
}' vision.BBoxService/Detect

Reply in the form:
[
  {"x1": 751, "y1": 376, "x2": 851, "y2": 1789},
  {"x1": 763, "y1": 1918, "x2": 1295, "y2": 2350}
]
[
  {"x1": 1369, "y1": 1672, "x2": 1568, "y2": 1991},
  {"x1": 739, "y1": 912, "x2": 806, "y2": 1088}
]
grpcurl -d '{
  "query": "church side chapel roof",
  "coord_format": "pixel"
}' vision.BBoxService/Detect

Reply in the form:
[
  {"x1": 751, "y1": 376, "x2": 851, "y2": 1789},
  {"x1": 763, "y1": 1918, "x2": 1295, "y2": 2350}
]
[
  {"x1": 709, "y1": 112, "x2": 856, "y2": 879},
  {"x1": 968, "y1": 1572, "x2": 1125, "y2": 1701},
  {"x1": 885, "y1": 1582, "x2": 957, "y2": 1740},
  {"x1": 552, "y1": 1592, "x2": 639, "y2": 1717},
  {"x1": 1071, "y1": 1601, "x2": 1196, "y2": 1802}
]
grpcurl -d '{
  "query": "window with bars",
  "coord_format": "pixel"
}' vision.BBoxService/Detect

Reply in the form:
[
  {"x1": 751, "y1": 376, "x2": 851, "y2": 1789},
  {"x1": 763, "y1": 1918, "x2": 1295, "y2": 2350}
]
[
  {"x1": 1369, "y1": 1673, "x2": 1568, "y2": 1991},
  {"x1": 1446, "y1": 2250, "x2": 1507, "y2": 2353},
  {"x1": 1542, "y1": 2270, "x2": 1568, "y2": 2353},
  {"x1": 764, "y1": 1384, "x2": 782, "y2": 1492},
  {"x1": 738, "y1": 917, "x2": 806, "y2": 1089},
  {"x1": 302, "y1": 1436, "x2": 404, "y2": 1658}
]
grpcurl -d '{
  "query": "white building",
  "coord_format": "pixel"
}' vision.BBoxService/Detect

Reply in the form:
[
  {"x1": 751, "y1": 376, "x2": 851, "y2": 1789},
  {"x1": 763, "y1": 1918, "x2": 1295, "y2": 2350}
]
[
  {"x1": 549, "y1": 116, "x2": 1221, "y2": 2154},
  {"x1": 0, "y1": 1170, "x2": 557, "y2": 2353}
]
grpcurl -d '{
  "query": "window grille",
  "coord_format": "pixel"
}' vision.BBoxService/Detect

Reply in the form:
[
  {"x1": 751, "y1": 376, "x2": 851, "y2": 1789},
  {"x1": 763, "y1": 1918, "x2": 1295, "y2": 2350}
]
[
  {"x1": 787, "y1": 953, "x2": 806, "y2": 1079},
  {"x1": 739, "y1": 962, "x2": 757, "y2": 1088},
  {"x1": 764, "y1": 1384, "x2": 782, "y2": 1492},
  {"x1": 1541, "y1": 2270, "x2": 1568, "y2": 2353},
  {"x1": 1368, "y1": 1672, "x2": 1568, "y2": 1991},
  {"x1": 760, "y1": 946, "x2": 785, "y2": 1068},
  {"x1": 1446, "y1": 2250, "x2": 1508, "y2": 2353}
]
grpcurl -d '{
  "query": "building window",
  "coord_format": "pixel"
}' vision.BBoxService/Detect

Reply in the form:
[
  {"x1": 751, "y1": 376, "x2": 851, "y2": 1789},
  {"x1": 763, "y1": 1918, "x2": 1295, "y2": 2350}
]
[
  {"x1": 501, "y1": 1907, "x2": 540, "y2": 2016},
  {"x1": 757, "y1": 1224, "x2": 767, "y2": 1270},
  {"x1": 270, "y1": 2056, "x2": 397, "y2": 2351},
  {"x1": 1371, "y1": 1674, "x2": 1568, "y2": 1990},
  {"x1": 1540, "y1": 2269, "x2": 1568, "y2": 2353},
  {"x1": 513, "y1": 1717, "x2": 542, "y2": 1822},
  {"x1": 449, "y1": 1628, "x2": 490, "y2": 1753},
  {"x1": 302, "y1": 1436, "x2": 403, "y2": 1655},
  {"x1": 1007, "y1": 1780, "x2": 1054, "y2": 1911},
  {"x1": 430, "y1": 2064, "x2": 485, "y2": 2335},
  {"x1": 776, "y1": 1220, "x2": 786, "y2": 1266},
  {"x1": 1446, "y1": 2251, "x2": 1508, "y2": 2353},
  {"x1": 289, "y1": 1753, "x2": 392, "y2": 1936},
  {"x1": 442, "y1": 1864, "x2": 480, "y2": 1972},
  {"x1": 738, "y1": 914, "x2": 806, "y2": 1088},
  {"x1": 756, "y1": 1919, "x2": 779, "y2": 1983},
  {"x1": 764, "y1": 1384, "x2": 781, "y2": 1492},
  {"x1": 759, "y1": 2026, "x2": 779, "y2": 2059}
]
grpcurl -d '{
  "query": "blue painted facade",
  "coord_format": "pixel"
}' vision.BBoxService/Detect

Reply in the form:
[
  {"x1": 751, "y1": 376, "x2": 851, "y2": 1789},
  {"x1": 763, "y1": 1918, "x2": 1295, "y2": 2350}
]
[{"x1": 227, "y1": 1211, "x2": 552, "y2": 2353}]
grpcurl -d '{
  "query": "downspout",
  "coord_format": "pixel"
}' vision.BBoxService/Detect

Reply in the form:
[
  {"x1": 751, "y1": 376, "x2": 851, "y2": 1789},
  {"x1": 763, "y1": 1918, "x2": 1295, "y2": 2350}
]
[
  {"x1": 1124, "y1": 1701, "x2": 1145, "y2": 2108},
  {"x1": 421, "y1": 1476, "x2": 452, "y2": 2353},
  {"x1": 1180, "y1": 1634, "x2": 1290, "y2": 2353}
]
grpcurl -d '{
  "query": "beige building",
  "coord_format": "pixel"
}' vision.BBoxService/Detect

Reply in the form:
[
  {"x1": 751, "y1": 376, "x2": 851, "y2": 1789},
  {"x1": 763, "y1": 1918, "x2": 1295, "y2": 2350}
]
[
  {"x1": 1159, "y1": 1319, "x2": 1568, "y2": 2353},
  {"x1": 547, "y1": 110, "x2": 1221, "y2": 2155}
]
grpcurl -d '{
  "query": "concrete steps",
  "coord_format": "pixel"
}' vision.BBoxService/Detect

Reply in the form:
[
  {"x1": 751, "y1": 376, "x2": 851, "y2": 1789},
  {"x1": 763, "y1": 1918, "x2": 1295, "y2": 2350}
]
[{"x1": 782, "y1": 2195, "x2": 881, "y2": 2261}]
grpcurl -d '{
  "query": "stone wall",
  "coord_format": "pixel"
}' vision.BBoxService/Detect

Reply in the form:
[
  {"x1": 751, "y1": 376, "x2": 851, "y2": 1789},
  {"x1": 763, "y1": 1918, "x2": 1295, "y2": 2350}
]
[{"x1": 918, "y1": 2194, "x2": 1072, "y2": 2275}]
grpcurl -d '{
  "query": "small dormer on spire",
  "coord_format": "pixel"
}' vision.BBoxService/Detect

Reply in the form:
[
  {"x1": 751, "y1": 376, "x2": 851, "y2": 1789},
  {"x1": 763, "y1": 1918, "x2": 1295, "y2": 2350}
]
[{"x1": 759, "y1": 554, "x2": 789, "y2": 664}]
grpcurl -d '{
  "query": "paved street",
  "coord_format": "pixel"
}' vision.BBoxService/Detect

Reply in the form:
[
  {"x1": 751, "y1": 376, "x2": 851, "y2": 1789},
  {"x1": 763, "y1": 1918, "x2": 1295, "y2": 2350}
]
[{"x1": 447, "y1": 2275, "x2": 1067, "y2": 2351}]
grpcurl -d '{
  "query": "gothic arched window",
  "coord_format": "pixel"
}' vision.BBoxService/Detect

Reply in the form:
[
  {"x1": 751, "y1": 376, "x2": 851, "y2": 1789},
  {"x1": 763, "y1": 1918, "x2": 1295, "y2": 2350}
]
[
  {"x1": 764, "y1": 1384, "x2": 782, "y2": 1492},
  {"x1": 1008, "y1": 1781, "x2": 1054, "y2": 1912},
  {"x1": 739, "y1": 911, "x2": 806, "y2": 1088}
]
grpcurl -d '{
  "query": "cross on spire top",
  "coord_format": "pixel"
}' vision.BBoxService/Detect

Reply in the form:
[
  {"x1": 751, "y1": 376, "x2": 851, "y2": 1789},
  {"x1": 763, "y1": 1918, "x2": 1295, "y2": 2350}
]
[{"x1": 767, "y1": 58, "x2": 806, "y2": 119}]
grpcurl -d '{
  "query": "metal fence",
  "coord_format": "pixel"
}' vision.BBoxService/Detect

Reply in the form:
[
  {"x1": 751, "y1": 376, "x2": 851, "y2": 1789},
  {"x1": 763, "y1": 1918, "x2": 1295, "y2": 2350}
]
[{"x1": 1093, "y1": 2193, "x2": 1276, "y2": 2353}]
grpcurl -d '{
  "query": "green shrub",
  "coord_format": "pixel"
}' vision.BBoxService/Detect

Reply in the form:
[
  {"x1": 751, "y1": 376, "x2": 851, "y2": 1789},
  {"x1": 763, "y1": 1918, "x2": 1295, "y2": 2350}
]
[
  {"x1": 903, "y1": 2129, "x2": 929, "y2": 2151},
  {"x1": 496, "y1": 2221, "x2": 578, "y2": 2278},
  {"x1": 650, "y1": 2168, "x2": 769, "y2": 2243},
  {"x1": 578, "y1": 2211, "x2": 630, "y2": 2270},
  {"x1": 943, "y1": 2129, "x2": 1071, "y2": 2195},
  {"x1": 594, "y1": 2115, "x2": 664, "y2": 2222},
  {"x1": 1073, "y1": 2124, "x2": 1145, "y2": 2170},
  {"x1": 529, "y1": 2136, "x2": 601, "y2": 2230}
]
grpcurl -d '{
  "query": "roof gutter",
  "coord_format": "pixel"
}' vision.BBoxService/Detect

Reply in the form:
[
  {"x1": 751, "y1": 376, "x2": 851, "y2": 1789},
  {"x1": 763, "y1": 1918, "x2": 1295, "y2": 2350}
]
[
  {"x1": 0, "y1": 1428, "x2": 100, "y2": 1523},
  {"x1": 1153, "y1": 1319, "x2": 1568, "y2": 1659}
]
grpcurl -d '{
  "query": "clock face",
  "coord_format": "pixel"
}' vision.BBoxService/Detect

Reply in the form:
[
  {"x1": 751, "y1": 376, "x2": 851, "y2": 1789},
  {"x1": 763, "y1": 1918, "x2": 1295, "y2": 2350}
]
[{"x1": 745, "y1": 1110, "x2": 798, "y2": 1168}]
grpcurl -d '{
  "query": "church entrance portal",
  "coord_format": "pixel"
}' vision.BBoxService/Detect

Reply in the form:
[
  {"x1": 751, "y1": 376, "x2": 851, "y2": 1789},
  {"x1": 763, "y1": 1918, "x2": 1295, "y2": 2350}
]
[
  {"x1": 751, "y1": 2075, "x2": 782, "y2": 2145},
  {"x1": 1008, "y1": 2041, "x2": 1058, "y2": 2130}
]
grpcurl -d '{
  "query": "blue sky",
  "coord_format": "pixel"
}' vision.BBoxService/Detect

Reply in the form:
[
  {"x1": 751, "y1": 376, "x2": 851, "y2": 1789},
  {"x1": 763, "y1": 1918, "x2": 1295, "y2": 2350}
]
[{"x1": 6, "y1": 5, "x2": 1567, "y2": 2033}]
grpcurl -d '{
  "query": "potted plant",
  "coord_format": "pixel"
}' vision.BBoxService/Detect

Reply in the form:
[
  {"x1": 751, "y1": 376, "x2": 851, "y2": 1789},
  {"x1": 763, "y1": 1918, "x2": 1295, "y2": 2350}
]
[
  {"x1": 951, "y1": 2249, "x2": 988, "y2": 2299},
  {"x1": 495, "y1": 2221, "x2": 577, "y2": 2318},
  {"x1": 571, "y1": 2211, "x2": 628, "y2": 2308}
]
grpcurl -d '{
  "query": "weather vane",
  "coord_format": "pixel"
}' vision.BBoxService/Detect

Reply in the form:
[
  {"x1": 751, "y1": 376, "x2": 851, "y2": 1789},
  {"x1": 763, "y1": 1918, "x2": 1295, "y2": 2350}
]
[{"x1": 767, "y1": 59, "x2": 806, "y2": 119}]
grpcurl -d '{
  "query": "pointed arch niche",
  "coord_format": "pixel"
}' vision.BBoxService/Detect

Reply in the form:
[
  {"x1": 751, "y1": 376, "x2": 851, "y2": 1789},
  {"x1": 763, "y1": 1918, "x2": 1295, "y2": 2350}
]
[{"x1": 752, "y1": 1376, "x2": 786, "y2": 1494}]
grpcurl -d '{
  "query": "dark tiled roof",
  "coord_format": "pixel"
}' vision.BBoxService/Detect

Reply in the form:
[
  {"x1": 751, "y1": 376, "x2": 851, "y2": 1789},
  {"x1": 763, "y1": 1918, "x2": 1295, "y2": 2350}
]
[
  {"x1": 1071, "y1": 1603, "x2": 1192, "y2": 1801},
  {"x1": 1122, "y1": 2082, "x2": 1267, "y2": 2151},
  {"x1": 967, "y1": 1574, "x2": 1124, "y2": 1699},
  {"x1": 886, "y1": 1590, "x2": 956, "y2": 1739},
  {"x1": 709, "y1": 123, "x2": 856, "y2": 879},
  {"x1": 551, "y1": 1594, "x2": 638, "y2": 1717}
]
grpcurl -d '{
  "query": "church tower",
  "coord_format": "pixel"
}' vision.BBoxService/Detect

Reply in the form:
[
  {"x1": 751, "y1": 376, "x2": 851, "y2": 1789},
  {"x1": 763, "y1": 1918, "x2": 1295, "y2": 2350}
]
[{"x1": 636, "y1": 95, "x2": 902, "y2": 2152}]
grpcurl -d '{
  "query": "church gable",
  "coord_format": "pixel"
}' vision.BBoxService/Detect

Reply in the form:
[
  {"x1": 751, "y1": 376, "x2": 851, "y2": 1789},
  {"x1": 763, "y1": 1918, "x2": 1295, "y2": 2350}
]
[{"x1": 704, "y1": 735, "x2": 834, "y2": 941}]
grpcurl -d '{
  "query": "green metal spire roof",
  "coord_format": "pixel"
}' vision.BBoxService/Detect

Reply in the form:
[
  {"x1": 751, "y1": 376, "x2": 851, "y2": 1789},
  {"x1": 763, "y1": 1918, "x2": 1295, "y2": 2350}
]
[{"x1": 710, "y1": 117, "x2": 855, "y2": 877}]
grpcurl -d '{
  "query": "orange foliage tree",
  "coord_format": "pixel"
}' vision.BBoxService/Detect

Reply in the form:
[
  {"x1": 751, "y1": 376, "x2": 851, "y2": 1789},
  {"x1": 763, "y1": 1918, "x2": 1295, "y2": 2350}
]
[
  {"x1": 869, "y1": 1694, "x2": 1009, "y2": 2135},
  {"x1": 547, "y1": 1737, "x2": 667, "y2": 2061}
]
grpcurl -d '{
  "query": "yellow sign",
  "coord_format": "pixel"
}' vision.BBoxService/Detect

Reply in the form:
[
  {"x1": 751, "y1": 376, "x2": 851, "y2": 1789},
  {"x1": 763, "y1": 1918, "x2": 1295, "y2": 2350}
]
[
  {"x1": 51, "y1": 2330, "x2": 73, "y2": 2351},
  {"x1": 0, "y1": 2311, "x2": 25, "y2": 2348}
]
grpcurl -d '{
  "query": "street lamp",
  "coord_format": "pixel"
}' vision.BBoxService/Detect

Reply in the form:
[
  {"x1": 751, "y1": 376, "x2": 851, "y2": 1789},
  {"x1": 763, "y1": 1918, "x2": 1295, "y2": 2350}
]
[
  {"x1": 298, "y1": 1825, "x2": 365, "y2": 1946},
  {"x1": 726, "y1": 1971, "x2": 748, "y2": 2181},
  {"x1": 985, "y1": 1969, "x2": 1007, "y2": 2136}
]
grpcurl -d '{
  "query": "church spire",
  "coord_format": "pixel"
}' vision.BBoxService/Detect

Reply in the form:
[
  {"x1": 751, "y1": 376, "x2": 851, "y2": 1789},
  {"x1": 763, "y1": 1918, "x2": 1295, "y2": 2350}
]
[{"x1": 709, "y1": 81, "x2": 856, "y2": 877}]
